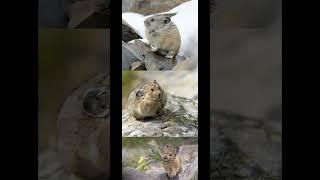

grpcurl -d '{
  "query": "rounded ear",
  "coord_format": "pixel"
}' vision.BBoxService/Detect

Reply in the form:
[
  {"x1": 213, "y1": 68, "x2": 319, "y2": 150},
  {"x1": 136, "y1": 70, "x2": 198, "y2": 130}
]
[
  {"x1": 135, "y1": 89, "x2": 144, "y2": 98},
  {"x1": 153, "y1": 80, "x2": 160, "y2": 86},
  {"x1": 163, "y1": 144, "x2": 169, "y2": 150},
  {"x1": 175, "y1": 146, "x2": 179, "y2": 154},
  {"x1": 165, "y1": 12, "x2": 177, "y2": 17},
  {"x1": 162, "y1": 17, "x2": 171, "y2": 24}
]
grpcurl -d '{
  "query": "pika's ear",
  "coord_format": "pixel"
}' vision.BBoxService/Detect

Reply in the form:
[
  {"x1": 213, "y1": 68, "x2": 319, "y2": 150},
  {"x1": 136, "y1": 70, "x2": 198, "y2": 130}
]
[
  {"x1": 174, "y1": 146, "x2": 179, "y2": 154},
  {"x1": 162, "y1": 17, "x2": 171, "y2": 24},
  {"x1": 164, "y1": 12, "x2": 177, "y2": 17},
  {"x1": 163, "y1": 144, "x2": 169, "y2": 150},
  {"x1": 135, "y1": 89, "x2": 144, "y2": 98},
  {"x1": 153, "y1": 80, "x2": 160, "y2": 85}
]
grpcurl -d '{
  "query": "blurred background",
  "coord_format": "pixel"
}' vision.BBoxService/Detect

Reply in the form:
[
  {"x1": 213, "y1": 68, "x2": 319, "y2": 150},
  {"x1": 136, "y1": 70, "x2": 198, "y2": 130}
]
[
  {"x1": 38, "y1": 0, "x2": 110, "y2": 28},
  {"x1": 122, "y1": 0, "x2": 189, "y2": 14},
  {"x1": 123, "y1": 137, "x2": 198, "y2": 149},
  {"x1": 122, "y1": 71, "x2": 198, "y2": 109},
  {"x1": 38, "y1": 29, "x2": 109, "y2": 153},
  {"x1": 210, "y1": 0, "x2": 282, "y2": 121}
]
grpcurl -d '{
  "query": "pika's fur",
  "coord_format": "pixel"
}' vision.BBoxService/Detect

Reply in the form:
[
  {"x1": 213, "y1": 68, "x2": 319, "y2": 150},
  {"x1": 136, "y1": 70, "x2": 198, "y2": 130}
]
[
  {"x1": 144, "y1": 13, "x2": 181, "y2": 59},
  {"x1": 161, "y1": 144, "x2": 183, "y2": 178},
  {"x1": 127, "y1": 80, "x2": 167, "y2": 120}
]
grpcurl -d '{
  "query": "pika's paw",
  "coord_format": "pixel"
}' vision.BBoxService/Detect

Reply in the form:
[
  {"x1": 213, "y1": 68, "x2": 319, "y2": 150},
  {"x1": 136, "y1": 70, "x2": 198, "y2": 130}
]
[
  {"x1": 166, "y1": 174, "x2": 174, "y2": 178},
  {"x1": 150, "y1": 46, "x2": 158, "y2": 52},
  {"x1": 165, "y1": 55, "x2": 174, "y2": 59}
]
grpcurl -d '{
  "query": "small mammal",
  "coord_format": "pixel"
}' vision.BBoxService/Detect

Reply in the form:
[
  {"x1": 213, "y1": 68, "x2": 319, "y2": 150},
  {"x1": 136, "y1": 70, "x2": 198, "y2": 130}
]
[
  {"x1": 127, "y1": 80, "x2": 167, "y2": 120},
  {"x1": 144, "y1": 13, "x2": 181, "y2": 59},
  {"x1": 161, "y1": 144, "x2": 183, "y2": 178}
]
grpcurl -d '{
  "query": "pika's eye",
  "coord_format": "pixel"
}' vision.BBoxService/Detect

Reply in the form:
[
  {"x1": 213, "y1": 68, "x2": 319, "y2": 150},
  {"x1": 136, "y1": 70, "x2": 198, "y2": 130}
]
[
  {"x1": 151, "y1": 88, "x2": 154, "y2": 91},
  {"x1": 163, "y1": 19, "x2": 168, "y2": 24},
  {"x1": 150, "y1": 18, "x2": 154, "y2": 22},
  {"x1": 169, "y1": 154, "x2": 172, "y2": 156}
]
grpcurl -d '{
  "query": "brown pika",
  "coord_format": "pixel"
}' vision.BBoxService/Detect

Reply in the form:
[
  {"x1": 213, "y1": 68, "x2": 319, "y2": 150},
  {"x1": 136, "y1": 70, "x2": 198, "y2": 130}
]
[
  {"x1": 144, "y1": 13, "x2": 181, "y2": 59},
  {"x1": 127, "y1": 80, "x2": 167, "y2": 120},
  {"x1": 161, "y1": 144, "x2": 182, "y2": 178}
]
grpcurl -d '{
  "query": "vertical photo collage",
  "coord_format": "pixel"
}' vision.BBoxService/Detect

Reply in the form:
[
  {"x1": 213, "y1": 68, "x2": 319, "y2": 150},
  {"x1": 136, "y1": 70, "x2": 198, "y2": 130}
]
[{"x1": 122, "y1": 0, "x2": 198, "y2": 179}]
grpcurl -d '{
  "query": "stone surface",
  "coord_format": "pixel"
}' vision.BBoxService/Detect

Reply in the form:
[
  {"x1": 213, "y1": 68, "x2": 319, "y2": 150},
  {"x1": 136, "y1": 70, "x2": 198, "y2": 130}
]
[
  {"x1": 131, "y1": 61, "x2": 146, "y2": 70},
  {"x1": 122, "y1": 39, "x2": 179, "y2": 71},
  {"x1": 122, "y1": 41, "x2": 143, "y2": 70},
  {"x1": 122, "y1": 23, "x2": 141, "y2": 43},
  {"x1": 210, "y1": 111, "x2": 282, "y2": 180},
  {"x1": 122, "y1": 93, "x2": 198, "y2": 137}
]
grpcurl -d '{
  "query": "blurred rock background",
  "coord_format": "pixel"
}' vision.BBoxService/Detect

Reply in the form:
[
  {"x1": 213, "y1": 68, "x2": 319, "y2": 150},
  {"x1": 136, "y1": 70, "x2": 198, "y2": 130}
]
[
  {"x1": 211, "y1": 0, "x2": 282, "y2": 120},
  {"x1": 210, "y1": 0, "x2": 282, "y2": 179},
  {"x1": 38, "y1": 29, "x2": 109, "y2": 153},
  {"x1": 122, "y1": 0, "x2": 189, "y2": 14},
  {"x1": 38, "y1": 0, "x2": 110, "y2": 28}
]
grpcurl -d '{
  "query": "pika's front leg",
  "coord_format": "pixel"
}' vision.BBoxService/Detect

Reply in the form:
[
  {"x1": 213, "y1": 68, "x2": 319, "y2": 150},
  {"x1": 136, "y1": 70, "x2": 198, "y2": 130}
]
[
  {"x1": 170, "y1": 170, "x2": 177, "y2": 177},
  {"x1": 165, "y1": 50, "x2": 176, "y2": 59},
  {"x1": 150, "y1": 45, "x2": 158, "y2": 52}
]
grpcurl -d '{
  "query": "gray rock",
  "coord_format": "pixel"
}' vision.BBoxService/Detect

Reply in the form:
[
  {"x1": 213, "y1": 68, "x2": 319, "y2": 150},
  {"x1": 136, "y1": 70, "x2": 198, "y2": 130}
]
[
  {"x1": 122, "y1": 41, "x2": 144, "y2": 70},
  {"x1": 131, "y1": 61, "x2": 146, "y2": 70},
  {"x1": 123, "y1": 167, "x2": 155, "y2": 180},
  {"x1": 210, "y1": 111, "x2": 282, "y2": 179},
  {"x1": 179, "y1": 159, "x2": 198, "y2": 180},
  {"x1": 124, "y1": 40, "x2": 178, "y2": 71},
  {"x1": 122, "y1": 94, "x2": 198, "y2": 137},
  {"x1": 122, "y1": 23, "x2": 142, "y2": 43}
]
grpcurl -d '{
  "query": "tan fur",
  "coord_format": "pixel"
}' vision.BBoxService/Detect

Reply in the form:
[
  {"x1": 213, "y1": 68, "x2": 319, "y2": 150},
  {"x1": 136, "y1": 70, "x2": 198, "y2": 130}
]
[
  {"x1": 162, "y1": 145, "x2": 183, "y2": 177},
  {"x1": 127, "y1": 80, "x2": 167, "y2": 120},
  {"x1": 144, "y1": 13, "x2": 181, "y2": 58}
]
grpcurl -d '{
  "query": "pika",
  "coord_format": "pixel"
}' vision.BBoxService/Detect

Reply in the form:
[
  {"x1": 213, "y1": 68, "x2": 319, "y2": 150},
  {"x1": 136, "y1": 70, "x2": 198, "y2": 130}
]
[
  {"x1": 144, "y1": 13, "x2": 181, "y2": 59},
  {"x1": 161, "y1": 144, "x2": 183, "y2": 178},
  {"x1": 127, "y1": 80, "x2": 167, "y2": 120}
]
